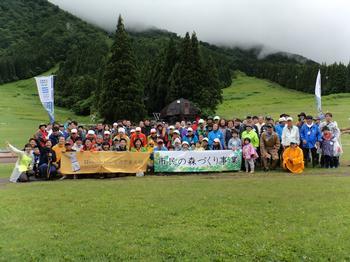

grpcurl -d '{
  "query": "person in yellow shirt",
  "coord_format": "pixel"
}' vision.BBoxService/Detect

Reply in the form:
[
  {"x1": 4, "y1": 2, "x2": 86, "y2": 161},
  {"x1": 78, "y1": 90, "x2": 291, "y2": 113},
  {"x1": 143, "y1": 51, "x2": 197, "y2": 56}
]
[
  {"x1": 283, "y1": 140, "x2": 304, "y2": 174},
  {"x1": 52, "y1": 136, "x2": 66, "y2": 168}
]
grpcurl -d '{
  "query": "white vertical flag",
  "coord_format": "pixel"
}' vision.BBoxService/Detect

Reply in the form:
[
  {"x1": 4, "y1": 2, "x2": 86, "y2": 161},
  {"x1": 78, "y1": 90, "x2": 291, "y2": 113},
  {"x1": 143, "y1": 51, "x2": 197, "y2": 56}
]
[
  {"x1": 35, "y1": 75, "x2": 55, "y2": 123},
  {"x1": 315, "y1": 69, "x2": 322, "y2": 113}
]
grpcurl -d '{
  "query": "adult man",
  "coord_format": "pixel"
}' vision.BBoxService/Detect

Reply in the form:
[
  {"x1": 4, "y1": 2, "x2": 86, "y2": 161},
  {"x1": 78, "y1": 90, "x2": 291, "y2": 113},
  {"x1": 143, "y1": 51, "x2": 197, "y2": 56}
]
[
  {"x1": 38, "y1": 140, "x2": 57, "y2": 179},
  {"x1": 182, "y1": 128, "x2": 198, "y2": 146},
  {"x1": 196, "y1": 119, "x2": 207, "y2": 137},
  {"x1": 300, "y1": 115, "x2": 322, "y2": 167},
  {"x1": 282, "y1": 140, "x2": 304, "y2": 174},
  {"x1": 275, "y1": 117, "x2": 286, "y2": 141},
  {"x1": 52, "y1": 136, "x2": 66, "y2": 168},
  {"x1": 255, "y1": 116, "x2": 265, "y2": 134},
  {"x1": 49, "y1": 127, "x2": 62, "y2": 147},
  {"x1": 281, "y1": 117, "x2": 300, "y2": 148},
  {"x1": 260, "y1": 125, "x2": 280, "y2": 171},
  {"x1": 208, "y1": 124, "x2": 225, "y2": 149}
]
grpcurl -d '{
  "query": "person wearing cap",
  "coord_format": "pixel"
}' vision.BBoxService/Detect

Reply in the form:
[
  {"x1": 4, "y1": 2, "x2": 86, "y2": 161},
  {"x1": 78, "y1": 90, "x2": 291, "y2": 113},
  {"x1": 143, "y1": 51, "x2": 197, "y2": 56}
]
[
  {"x1": 113, "y1": 127, "x2": 130, "y2": 150},
  {"x1": 66, "y1": 128, "x2": 80, "y2": 145},
  {"x1": 297, "y1": 112, "x2": 306, "y2": 128},
  {"x1": 182, "y1": 127, "x2": 198, "y2": 146},
  {"x1": 35, "y1": 123, "x2": 48, "y2": 149},
  {"x1": 181, "y1": 141, "x2": 191, "y2": 151},
  {"x1": 147, "y1": 128, "x2": 158, "y2": 144},
  {"x1": 228, "y1": 129, "x2": 242, "y2": 151},
  {"x1": 167, "y1": 129, "x2": 181, "y2": 149},
  {"x1": 260, "y1": 124, "x2": 280, "y2": 171},
  {"x1": 282, "y1": 140, "x2": 304, "y2": 174},
  {"x1": 196, "y1": 119, "x2": 207, "y2": 138},
  {"x1": 153, "y1": 139, "x2": 168, "y2": 152},
  {"x1": 173, "y1": 138, "x2": 182, "y2": 151},
  {"x1": 198, "y1": 137, "x2": 210, "y2": 151},
  {"x1": 259, "y1": 116, "x2": 275, "y2": 136},
  {"x1": 281, "y1": 117, "x2": 300, "y2": 148},
  {"x1": 103, "y1": 130, "x2": 112, "y2": 145},
  {"x1": 212, "y1": 138, "x2": 222, "y2": 150},
  {"x1": 275, "y1": 117, "x2": 287, "y2": 141},
  {"x1": 241, "y1": 124, "x2": 259, "y2": 148},
  {"x1": 208, "y1": 124, "x2": 225, "y2": 149},
  {"x1": 49, "y1": 127, "x2": 62, "y2": 147},
  {"x1": 86, "y1": 130, "x2": 97, "y2": 142},
  {"x1": 213, "y1": 116, "x2": 220, "y2": 123},
  {"x1": 300, "y1": 115, "x2": 322, "y2": 167}
]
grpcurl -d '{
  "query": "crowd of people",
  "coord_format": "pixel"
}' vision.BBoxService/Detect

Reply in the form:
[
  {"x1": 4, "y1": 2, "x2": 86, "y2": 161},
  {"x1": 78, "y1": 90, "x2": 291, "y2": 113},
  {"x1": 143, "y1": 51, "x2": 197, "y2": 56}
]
[{"x1": 7, "y1": 112, "x2": 342, "y2": 183}]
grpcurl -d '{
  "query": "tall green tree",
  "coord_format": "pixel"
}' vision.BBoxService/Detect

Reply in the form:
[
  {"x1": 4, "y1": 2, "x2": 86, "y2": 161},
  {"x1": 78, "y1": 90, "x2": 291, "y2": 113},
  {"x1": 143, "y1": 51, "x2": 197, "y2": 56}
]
[{"x1": 98, "y1": 15, "x2": 146, "y2": 122}]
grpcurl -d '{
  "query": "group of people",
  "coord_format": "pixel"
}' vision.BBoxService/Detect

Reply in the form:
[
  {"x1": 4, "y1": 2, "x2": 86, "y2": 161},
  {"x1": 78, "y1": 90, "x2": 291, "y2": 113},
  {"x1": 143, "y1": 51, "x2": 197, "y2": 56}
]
[{"x1": 7, "y1": 112, "x2": 342, "y2": 182}]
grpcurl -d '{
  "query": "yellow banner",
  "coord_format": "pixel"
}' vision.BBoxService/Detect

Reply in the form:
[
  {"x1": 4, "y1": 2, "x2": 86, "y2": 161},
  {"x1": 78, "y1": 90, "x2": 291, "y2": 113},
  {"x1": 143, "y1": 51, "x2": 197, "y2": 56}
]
[{"x1": 60, "y1": 151, "x2": 150, "y2": 175}]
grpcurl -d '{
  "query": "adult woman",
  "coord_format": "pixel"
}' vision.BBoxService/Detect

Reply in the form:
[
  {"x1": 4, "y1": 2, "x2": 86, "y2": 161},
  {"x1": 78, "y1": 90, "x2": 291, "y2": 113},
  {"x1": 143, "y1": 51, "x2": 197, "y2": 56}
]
[
  {"x1": 7, "y1": 142, "x2": 33, "y2": 183},
  {"x1": 130, "y1": 138, "x2": 147, "y2": 152}
]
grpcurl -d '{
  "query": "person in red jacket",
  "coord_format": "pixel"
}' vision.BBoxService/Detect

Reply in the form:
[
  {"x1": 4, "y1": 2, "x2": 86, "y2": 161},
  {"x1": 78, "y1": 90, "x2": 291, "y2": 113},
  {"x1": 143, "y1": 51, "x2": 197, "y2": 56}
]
[
  {"x1": 130, "y1": 127, "x2": 147, "y2": 149},
  {"x1": 35, "y1": 123, "x2": 48, "y2": 149}
]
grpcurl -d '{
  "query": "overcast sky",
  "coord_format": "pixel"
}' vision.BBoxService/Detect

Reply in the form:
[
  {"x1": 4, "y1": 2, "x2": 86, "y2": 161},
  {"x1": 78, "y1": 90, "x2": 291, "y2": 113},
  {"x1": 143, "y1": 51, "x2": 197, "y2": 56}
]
[{"x1": 49, "y1": 0, "x2": 349, "y2": 64}]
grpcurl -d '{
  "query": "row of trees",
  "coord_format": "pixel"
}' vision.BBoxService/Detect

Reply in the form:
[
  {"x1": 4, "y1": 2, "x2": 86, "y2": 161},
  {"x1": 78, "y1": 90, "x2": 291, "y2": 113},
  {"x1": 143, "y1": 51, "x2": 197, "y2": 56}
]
[
  {"x1": 246, "y1": 61, "x2": 350, "y2": 95},
  {"x1": 144, "y1": 33, "x2": 222, "y2": 116},
  {"x1": 97, "y1": 16, "x2": 223, "y2": 122}
]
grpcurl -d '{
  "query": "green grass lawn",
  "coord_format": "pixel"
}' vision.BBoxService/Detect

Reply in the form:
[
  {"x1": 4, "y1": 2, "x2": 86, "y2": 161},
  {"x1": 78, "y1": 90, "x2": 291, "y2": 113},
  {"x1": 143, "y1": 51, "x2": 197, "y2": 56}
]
[
  {"x1": 1, "y1": 168, "x2": 350, "y2": 260},
  {"x1": 0, "y1": 69, "x2": 90, "y2": 147},
  {"x1": 1, "y1": 73, "x2": 350, "y2": 260},
  {"x1": 217, "y1": 72, "x2": 350, "y2": 128}
]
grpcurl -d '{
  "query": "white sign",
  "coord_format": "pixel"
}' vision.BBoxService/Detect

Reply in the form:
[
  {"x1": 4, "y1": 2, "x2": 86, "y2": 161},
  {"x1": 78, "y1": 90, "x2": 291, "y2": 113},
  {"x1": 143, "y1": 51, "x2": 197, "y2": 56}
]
[{"x1": 35, "y1": 76, "x2": 55, "y2": 123}]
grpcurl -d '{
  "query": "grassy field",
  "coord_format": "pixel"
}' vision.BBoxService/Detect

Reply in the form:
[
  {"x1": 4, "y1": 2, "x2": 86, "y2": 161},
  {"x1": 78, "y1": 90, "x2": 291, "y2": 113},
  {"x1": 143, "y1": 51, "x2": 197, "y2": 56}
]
[
  {"x1": 0, "y1": 69, "x2": 90, "y2": 147},
  {"x1": 1, "y1": 73, "x2": 350, "y2": 260},
  {"x1": 217, "y1": 72, "x2": 350, "y2": 128}
]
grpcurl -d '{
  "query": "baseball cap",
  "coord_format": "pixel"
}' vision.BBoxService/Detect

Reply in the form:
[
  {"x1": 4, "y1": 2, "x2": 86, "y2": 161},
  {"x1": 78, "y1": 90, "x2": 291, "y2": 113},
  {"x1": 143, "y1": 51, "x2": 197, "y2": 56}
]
[
  {"x1": 71, "y1": 128, "x2": 78, "y2": 133},
  {"x1": 213, "y1": 138, "x2": 220, "y2": 143},
  {"x1": 118, "y1": 127, "x2": 125, "y2": 133},
  {"x1": 187, "y1": 127, "x2": 193, "y2": 132},
  {"x1": 286, "y1": 117, "x2": 293, "y2": 121},
  {"x1": 279, "y1": 117, "x2": 286, "y2": 122},
  {"x1": 150, "y1": 128, "x2": 157, "y2": 133},
  {"x1": 136, "y1": 127, "x2": 141, "y2": 132},
  {"x1": 87, "y1": 130, "x2": 95, "y2": 135},
  {"x1": 203, "y1": 137, "x2": 209, "y2": 142},
  {"x1": 213, "y1": 116, "x2": 220, "y2": 121},
  {"x1": 104, "y1": 130, "x2": 111, "y2": 135},
  {"x1": 198, "y1": 119, "x2": 204, "y2": 124}
]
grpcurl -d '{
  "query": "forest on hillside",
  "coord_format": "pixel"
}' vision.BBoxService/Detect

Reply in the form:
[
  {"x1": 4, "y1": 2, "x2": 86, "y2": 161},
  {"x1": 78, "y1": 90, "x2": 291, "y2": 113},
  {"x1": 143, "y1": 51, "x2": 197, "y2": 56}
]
[{"x1": 1, "y1": 0, "x2": 350, "y2": 120}]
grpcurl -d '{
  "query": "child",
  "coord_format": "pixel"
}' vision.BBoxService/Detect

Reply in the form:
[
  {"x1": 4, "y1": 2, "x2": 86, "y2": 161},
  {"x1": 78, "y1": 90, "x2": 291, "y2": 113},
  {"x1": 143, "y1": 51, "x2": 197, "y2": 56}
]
[
  {"x1": 321, "y1": 128, "x2": 336, "y2": 168},
  {"x1": 242, "y1": 137, "x2": 258, "y2": 173},
  {"x1": 228, "y1": 129, "x2": 242, "y2": 151}
]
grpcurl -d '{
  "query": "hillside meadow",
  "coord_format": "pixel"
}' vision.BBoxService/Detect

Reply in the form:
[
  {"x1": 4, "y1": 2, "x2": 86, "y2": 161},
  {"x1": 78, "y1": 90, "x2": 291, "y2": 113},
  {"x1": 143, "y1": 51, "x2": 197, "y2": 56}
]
[{"x1": 1, "y1": 73, "x2": 350, "y2": 260}]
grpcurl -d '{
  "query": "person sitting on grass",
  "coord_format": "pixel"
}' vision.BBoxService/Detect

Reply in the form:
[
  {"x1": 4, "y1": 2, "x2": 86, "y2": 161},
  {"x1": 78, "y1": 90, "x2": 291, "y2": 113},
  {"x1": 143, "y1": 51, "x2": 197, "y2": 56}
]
[
  {"x1": 282, "y1": 140, "x2": 304, "y2": 174},
  {"x1": 7, "y1": 142, "x2": 33, "y2": 183}
]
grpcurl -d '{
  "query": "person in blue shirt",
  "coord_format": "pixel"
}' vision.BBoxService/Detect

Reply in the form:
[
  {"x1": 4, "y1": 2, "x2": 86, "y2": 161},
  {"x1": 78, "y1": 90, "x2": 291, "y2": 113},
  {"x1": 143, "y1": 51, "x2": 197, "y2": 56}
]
[
  {"x1": 153, "y1": 139, "x2": 168, "y2": 152},
  {"x1": 300, "y1": 115, "x2": 322, "y2": 167},
  {"x1": 208, "y1": 124, "x2": 225, "y2": 149},
  {"x1": 275, "y1": 117, "x2": 286, "y2": 141},
  {"x1": 182, "y1": 128, "x2": 198, "y2": 146}
]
